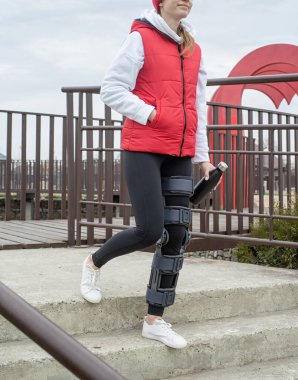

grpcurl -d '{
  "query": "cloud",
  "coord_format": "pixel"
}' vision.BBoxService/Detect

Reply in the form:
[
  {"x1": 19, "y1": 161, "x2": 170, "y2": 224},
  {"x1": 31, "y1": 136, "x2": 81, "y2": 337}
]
[
  {"x1": 0, "y1": 64, "x2": 26, "y2": 75},
  {"x1": 0, "y1": 0, "x2": 297, "y2": 160},
  {"x1": 0, "y1": 0, "x2": 297, "y2": 115}
]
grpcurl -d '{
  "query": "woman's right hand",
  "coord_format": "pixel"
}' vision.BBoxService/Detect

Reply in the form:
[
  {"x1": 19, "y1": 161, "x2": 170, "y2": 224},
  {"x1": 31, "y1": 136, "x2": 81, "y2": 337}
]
[{"x1": 148, "y1": 109, "x2": 157, "y2": 123}]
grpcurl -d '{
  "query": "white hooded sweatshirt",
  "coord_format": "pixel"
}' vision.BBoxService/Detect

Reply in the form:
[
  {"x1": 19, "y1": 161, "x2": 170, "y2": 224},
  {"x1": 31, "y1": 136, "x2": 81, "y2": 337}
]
[{"x1": 100, "y1": 9, "x2": 210, "y2": 163}]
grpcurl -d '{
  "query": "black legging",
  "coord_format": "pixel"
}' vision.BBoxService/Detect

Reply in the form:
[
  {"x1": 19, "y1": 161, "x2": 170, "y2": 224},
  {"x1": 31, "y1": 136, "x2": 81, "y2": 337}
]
[{"x1": 92, "y1": 151, "x2": 192, "y2": 317}]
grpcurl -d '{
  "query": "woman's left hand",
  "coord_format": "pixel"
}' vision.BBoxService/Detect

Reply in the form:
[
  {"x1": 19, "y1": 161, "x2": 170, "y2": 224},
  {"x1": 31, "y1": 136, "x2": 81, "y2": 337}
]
[{"x1": 198, "y1": 161, "x2": 222, "y2": 190}]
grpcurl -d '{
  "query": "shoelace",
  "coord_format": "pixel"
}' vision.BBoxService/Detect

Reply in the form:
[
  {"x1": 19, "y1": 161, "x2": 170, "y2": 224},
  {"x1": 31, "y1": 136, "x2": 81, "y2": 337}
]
[
  {"x1": 91, "y1": 272, "x2": 96, "y2": 287},
  {"x1": 157, "y1": 320, "x2": 180, "y2": 337},
  {"x1": 86, "y1": 266, "x2": 100, "y2": 288}
]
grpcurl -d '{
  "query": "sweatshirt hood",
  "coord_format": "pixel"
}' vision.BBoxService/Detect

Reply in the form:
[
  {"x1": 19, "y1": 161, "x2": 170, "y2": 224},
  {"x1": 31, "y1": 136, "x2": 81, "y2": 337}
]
[{"x1": 135, "y1": 9, "x2": 196, "y2": 45}]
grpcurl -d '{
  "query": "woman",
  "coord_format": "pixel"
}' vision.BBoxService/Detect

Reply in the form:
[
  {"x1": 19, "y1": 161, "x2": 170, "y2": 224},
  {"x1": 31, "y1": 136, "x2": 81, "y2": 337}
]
[{"x1": 80, "y1": 0, "x2": 220, "y2": 349}]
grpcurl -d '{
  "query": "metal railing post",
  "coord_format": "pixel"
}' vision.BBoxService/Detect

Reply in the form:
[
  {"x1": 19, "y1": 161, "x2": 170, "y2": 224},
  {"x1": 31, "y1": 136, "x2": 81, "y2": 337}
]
[
  {"x1": 5, "y1": 112, "x2": 12, "y2": 220},
  {"x1": 66, "y1": 92, "x2": 76, "y2": 246}
]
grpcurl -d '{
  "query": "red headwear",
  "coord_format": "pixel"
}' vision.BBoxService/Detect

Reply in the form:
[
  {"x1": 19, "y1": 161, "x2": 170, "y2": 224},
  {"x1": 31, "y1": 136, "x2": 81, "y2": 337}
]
[{"x1": 152, "y1": 0, "x2": 161, "y2": 12}]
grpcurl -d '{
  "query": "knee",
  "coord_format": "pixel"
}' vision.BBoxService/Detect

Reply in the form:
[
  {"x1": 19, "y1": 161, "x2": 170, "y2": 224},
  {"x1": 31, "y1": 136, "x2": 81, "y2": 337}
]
[
  {"x1": 135, "y1": 224, "x2": 164, "y2": 246},
  {"x1": 164, "y1": 225, "x2": 187, "y2": 248}
]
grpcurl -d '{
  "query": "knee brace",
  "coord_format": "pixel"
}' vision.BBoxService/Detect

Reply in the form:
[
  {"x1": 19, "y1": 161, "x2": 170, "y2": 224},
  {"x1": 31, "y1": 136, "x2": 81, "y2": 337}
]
[{"x1": 146, "y1": 176, "x2": 193, "y2": 308}]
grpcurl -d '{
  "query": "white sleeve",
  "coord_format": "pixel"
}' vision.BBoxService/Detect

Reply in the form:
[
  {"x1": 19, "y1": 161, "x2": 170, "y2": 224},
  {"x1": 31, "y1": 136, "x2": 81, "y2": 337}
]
[
  {"x1": 99, "y1": 32, "x2": 155, "y2": 125},
  {"x1": 191, "y1": 54, "x2": 211, "y2": 164}
]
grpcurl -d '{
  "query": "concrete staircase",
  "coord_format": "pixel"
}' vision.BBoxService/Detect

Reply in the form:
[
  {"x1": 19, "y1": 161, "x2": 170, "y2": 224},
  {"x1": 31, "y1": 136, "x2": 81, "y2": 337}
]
[{"x1": 1, "y1": 247, "x2": 298, "y2": 379}]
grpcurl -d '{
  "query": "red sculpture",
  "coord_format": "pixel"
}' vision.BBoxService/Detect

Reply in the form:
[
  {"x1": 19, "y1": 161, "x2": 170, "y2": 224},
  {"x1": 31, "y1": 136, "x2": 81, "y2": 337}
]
[
  {"x1": 208, "y1": 43, "x2": 298, "y2": 124},
  {"x1": 207, "y1": 44, "x2": 298, "y2": 209}
]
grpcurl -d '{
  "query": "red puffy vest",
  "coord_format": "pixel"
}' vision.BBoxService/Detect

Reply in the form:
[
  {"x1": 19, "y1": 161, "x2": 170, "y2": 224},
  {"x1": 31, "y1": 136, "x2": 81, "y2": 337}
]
[{"x1": 121, "y1": 19, "x2": 201, "y2": 157}]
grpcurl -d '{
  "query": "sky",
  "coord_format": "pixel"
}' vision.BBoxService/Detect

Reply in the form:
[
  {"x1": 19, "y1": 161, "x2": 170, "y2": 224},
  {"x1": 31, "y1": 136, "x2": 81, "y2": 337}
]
[{"x1": 0, "y1": 0, "x2": 297, "y2": 158}]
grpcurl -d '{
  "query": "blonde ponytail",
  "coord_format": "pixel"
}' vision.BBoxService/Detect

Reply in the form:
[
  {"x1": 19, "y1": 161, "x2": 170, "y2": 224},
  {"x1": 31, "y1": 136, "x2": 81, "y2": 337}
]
[{"x1": 177, "y1": 24, "x2": 195, "y2": 57}]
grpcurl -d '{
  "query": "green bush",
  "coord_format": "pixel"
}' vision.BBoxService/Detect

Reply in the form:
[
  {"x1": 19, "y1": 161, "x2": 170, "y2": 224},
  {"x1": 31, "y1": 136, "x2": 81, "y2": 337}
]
[{"x1": 234, "y1": 196, "x2": 298, "y2": 269}]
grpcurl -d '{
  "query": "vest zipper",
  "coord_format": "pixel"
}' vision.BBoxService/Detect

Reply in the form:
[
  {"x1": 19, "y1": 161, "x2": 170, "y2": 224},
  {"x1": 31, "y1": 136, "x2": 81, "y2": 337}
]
[{"x1": 178, "y1": 45, "x2": 187, "y2": 156}]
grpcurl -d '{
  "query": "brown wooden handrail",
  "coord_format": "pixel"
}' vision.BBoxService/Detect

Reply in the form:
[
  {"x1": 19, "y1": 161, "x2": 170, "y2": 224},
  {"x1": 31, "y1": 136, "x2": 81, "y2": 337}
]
[{"x1": 0, "y1": 282, "x2": 126, "y2": 380}]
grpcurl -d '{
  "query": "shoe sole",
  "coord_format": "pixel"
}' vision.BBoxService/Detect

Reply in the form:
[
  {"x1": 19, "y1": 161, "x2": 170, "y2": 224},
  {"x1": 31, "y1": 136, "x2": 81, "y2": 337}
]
[
  {"x1": 142, "y1": 331, "x2": 187, "y2": 349},
  {"x1": 80, "y1": 290, "x2": 102, "y2": 303}
]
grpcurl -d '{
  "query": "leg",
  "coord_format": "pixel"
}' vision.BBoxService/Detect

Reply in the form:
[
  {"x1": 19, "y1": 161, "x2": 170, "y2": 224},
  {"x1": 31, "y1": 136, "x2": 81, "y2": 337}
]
[
  {"x1": 142, "y1": 156, "x2": 193, "y2": 348},
  {"x1": 91, "y1": 151, "x2": 165, "y2": 267},
  {"x1": 146, "y1": 156, "x2": 193, "y2": 318},
  {"x1": 81, "y1": 151, "x2": 165, "y2": 303}
]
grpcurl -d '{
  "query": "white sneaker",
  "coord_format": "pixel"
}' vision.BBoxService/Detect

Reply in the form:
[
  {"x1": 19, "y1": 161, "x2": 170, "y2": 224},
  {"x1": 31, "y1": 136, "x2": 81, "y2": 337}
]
[
  {"x1": 80, "y1": 255, "x2": 102, "y2": 303},
  {"x1": 142, "y1": 317, "x2": 187, "y2": 349}
]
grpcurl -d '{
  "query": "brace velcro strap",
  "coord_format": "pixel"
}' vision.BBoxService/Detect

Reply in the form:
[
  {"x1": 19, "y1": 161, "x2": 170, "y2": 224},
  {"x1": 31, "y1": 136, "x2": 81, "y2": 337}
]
[
  {"x1": 161, "y1": 176, "x2": 194, "y2": 196},
  {"x1": 146, "y1": 287, "x2": 176, "y2": 307},
  {"x1": 152, "y1": 252, "x2": 184, "y2": 273},
  {"x1": 164, "y1": 206, "x2": 192, "y2": 227}
]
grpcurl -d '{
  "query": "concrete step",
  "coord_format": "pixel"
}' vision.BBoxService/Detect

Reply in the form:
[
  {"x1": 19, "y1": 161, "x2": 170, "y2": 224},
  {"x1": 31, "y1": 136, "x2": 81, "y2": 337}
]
[
  {"x1": 1, "y1": 307, "x2": 298, "y2": 380},
  {"x1": 162, "y1": 356, "x2": 298, "y2": 380},
  {"x1": 1, "y1": 247, "x2": 298, "y2": 343}
]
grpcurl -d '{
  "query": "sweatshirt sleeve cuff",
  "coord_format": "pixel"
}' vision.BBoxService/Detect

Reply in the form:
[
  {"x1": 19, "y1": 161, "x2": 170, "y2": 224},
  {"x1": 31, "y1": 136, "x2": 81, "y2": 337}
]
[
  {"x1": 134, "y1": 104, "x2": 155, "y2": 125},
  {"x1": 191, "y1": 152, "x2": 210, "y2": 164}
]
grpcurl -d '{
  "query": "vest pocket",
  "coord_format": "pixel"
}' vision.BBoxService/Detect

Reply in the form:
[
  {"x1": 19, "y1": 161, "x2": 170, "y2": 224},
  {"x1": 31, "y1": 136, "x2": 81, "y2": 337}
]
[{"x1": 147, "y1": 99, "x2": 161, "y2": 128}]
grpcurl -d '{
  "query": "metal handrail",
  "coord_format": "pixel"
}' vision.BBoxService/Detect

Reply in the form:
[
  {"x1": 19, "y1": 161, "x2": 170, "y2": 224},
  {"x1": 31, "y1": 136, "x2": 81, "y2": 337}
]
[
  {"x1": 61, "y1": 73, "x2": 298, "y2": 94},
  {"x1": 208, "y1": 73, "x2": 298, "y2": 85},
  {"x1": 208, "y1": 102, "x2": 298, "y2": 117},
  {"x1": 0, "y1": 281, "x2": 125, "y2": 380}
]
